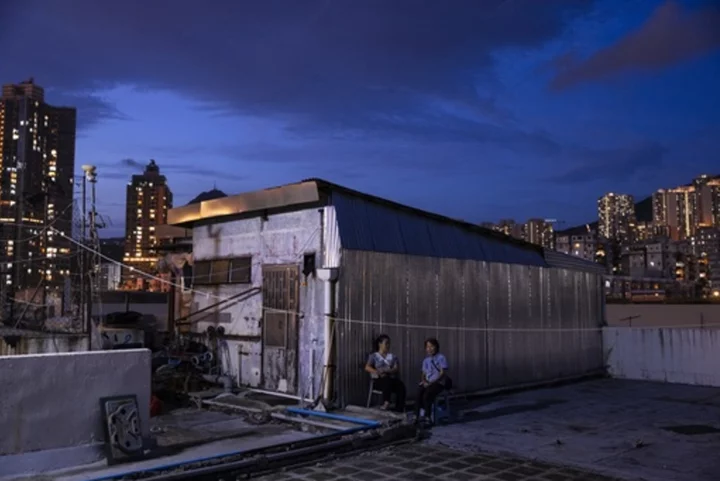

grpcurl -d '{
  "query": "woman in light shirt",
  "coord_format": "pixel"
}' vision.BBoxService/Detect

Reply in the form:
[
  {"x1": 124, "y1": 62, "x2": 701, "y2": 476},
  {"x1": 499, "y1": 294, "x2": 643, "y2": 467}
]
[
  {"x1": 365, "y1": 334, "x2": 406, "y2": 411},
  {"x1": 415, "y1": 338, "x2": 449, "y2": 423}
]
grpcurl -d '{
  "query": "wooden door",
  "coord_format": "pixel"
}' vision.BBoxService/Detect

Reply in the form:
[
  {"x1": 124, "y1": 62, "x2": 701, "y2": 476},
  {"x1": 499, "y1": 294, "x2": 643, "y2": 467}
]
[{"x1": 261, "y1": 264, "x2": 299, "y2": 393}]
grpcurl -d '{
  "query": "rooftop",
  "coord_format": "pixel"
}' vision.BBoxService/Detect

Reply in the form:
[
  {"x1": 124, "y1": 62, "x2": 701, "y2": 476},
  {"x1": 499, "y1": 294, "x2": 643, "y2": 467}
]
[
  {"x1": 430, "y1": 378, "x2": 720, "y2": 481},
  {"x1": 167, "y1": 178, "x2": 602, "y2": 272},
  {"x1": 4, "y1": 379, "x2": 717, "y2": 481}
]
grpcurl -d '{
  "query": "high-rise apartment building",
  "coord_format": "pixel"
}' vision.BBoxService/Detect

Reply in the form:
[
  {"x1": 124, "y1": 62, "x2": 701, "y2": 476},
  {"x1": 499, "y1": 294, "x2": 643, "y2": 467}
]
[
  {"x1": 653, "y1": 175, "x2": 720, "y2": 241},
  {"x1": 692, "y1": 227, "x2": 720, "y2": 290},
  {"x1": 653, "y1": 186, "x2": 696, "y2": 240},
  {"x1": 555, "y1": 231, "x2": 597, "y2": 262},
  {"x1": 524, "y1": 218, "x2": 555, "y2": 249},
  {"x1": 620, "y1": 238, "x2": 689, "y2": 280},
  {"x1": 0, "y1": 79, "x2": 76, "y2": 310},
  {"x1": 598, "y1": 193, "x2": 636, "y2": 243},
  {"x1": 496, "y1": 219, "x2": 523, "y2": 240},
  {"x1": 693, "y1": 175, "x2": 720, "y2": 228},
  {"x1": 123, "y1": 160, "x2": 172, "y2": 290}
]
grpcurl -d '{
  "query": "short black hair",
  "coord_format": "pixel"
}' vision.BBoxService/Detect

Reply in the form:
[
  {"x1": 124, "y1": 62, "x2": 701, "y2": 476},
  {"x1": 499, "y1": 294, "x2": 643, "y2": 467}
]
[
  {"x1": 425, "y1": 338, "x2": 440, "y2": 353},
  {"x1": 374, "y1": 334, "x2": 390, "y2": 351}
]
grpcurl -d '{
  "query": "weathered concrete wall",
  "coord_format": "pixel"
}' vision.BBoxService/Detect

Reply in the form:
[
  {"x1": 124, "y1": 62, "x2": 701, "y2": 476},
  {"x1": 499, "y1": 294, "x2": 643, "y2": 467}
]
[
  {"x1": 190, "y1": 207, "x2": 336, "y2": 400},
  {"x1": 604, "y1": 327, "x2": 720, "y2": 387},
  {"x1": 91, "y1": 301, "x2": 168, "y2": 331},
  {"x1": 0, "y1": 349, "x2": 151, "y2": 456},
  {"x1": 0, "y1": 333, "x2": 88, "y2": 356},
  {"x1": 606, "y1": 304, "x2": 720, "y2": 327}
]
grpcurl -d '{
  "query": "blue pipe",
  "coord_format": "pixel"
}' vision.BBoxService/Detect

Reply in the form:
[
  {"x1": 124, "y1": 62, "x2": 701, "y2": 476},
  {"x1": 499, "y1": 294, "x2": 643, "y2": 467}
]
[
  {"x1": 83, "y1": 410, "x2": 380, "y2": 481},
  {"x1": 285, "y1": 407, "x2": 381, "y2": 427}
]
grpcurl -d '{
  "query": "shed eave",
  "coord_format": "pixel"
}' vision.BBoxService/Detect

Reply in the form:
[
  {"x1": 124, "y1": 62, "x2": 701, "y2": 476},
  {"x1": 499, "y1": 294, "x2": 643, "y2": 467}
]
[{"x1": 167, "y1": 181, "x2": 322, "y2": 227}]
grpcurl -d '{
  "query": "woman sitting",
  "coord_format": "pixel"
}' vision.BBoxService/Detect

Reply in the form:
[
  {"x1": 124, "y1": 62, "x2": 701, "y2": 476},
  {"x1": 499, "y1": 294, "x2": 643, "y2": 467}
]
[
  {"x1": 365, "y1": 334, "x2": 406, "y2": 412},
  {"x1": 415, "y1": 337, "x2": 449, "y2": 423}
]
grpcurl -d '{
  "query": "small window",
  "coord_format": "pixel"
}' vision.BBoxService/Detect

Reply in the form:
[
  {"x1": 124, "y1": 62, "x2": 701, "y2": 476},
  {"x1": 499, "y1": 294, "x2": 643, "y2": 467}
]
[
  {"x1": 192, "y1": 257, "x2": 252, "y2": 285},
  {"x1": 194, "y1": 261, "x2": 211, "y2": 285},
  {"x1": 229, "y1": 257, "x2": 252, "y2": 283},
  {"x1": 210, "y1": 259, "x2": 230, "y2": 284}
]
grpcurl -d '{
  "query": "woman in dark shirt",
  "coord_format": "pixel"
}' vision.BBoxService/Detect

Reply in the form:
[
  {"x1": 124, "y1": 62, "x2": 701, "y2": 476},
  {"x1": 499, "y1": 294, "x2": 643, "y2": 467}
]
[{"x1": 365, "y1": 334, "x2": 406, "y2": 412}]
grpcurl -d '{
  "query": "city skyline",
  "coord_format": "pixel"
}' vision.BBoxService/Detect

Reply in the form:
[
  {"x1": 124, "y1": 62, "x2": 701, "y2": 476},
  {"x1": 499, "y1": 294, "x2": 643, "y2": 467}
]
[
  {"x1": 1, "y1": 0, "x2": 719, "y2": 238},
  {"x1": 94, "y1": 167, "x2": 720, "y2": 241},
  {"x1": 0, "y1": 79, "x2": 76, "y2": 300}
]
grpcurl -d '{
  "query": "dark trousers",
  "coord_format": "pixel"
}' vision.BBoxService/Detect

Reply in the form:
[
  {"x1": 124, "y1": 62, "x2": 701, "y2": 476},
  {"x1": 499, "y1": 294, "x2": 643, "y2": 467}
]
[
  {"x1": 415, "y1": 382, "x2": 444, "y2": 416},
  {"x1": 375, "y1": 377, "x2": 406, "y2": 411}
]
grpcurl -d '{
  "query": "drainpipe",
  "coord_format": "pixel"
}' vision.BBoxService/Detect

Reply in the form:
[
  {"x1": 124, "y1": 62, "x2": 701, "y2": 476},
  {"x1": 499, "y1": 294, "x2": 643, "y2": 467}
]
[
  {"x1": 202, "y1": 374, "x2": 232, "y2": 393},
  {"x1": 316, "y1": 267, "x2": 338, "y2": 402}
]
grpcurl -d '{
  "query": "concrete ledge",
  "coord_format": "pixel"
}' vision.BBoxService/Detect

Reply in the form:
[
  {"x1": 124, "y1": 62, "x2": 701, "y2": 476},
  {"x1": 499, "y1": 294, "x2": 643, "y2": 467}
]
[
  {"x1": 604, "y1": 327, "x2": 720, "y2": 387},
  {"x1": 0, "y1": 349, "x2": 151, "y2": 457},
  {"x1": 0, "y1": 443, "x2": 104, "y2": 479}
]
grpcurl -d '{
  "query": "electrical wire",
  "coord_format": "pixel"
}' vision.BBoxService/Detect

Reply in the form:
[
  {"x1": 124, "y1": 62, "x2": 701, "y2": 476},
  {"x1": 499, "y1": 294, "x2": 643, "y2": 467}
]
[
  {"x1": 0, "y1": 202, "x2": 76, "y2": 244},
  {"x1": 1, "y1": 252, "x2": 79, "y2": 266},
  {"x1": 49, "y1": 228, "x2": 720, "y2": 333}
]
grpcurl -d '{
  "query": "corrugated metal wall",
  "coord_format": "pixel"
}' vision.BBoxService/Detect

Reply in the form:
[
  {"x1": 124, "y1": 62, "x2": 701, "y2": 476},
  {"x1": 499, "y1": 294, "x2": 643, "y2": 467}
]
[{"x1": 335, "y1": 250, "x2": 604, "y2": 406}]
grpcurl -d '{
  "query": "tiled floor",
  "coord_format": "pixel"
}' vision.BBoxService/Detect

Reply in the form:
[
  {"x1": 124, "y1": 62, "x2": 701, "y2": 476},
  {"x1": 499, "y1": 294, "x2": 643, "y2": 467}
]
[{"x1": 257, "y1": 443, "x2": 621, "y2": 481}]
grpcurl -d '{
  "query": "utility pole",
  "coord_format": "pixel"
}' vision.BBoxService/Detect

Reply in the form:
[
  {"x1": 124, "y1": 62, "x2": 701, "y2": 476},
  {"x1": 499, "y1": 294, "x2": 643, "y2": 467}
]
[
  {"x1": 81, "y1": 165, "x2": 97, "y2": 344},
  {"x1": 80, "y1": 172, "x2": 87, "y2": 325}
]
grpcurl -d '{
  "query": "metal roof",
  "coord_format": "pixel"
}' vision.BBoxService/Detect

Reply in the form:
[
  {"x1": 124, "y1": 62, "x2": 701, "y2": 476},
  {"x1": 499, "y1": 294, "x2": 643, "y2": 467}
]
[
  {"x1": 167, "y1": 178, "x2": 559, "y2": 267},
  {"x1": 330, "y1": 190, "x2": 546, "y2": 266},
  {"x1": 543, "y1": 250, "x2": 607, "y2": 275}
]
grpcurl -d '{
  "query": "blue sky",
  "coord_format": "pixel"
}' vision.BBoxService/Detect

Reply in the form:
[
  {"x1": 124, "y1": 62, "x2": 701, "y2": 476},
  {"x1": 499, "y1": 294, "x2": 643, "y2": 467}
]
[{"x1": 1, "y1": 0, "x2": 719, "y2": 237}]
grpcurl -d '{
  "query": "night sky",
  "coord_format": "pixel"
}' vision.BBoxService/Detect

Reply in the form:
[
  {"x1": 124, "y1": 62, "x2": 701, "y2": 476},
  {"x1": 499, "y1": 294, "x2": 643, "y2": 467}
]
[{"x1": 1, "y1": 0, "x2": 719, "y2": 237}]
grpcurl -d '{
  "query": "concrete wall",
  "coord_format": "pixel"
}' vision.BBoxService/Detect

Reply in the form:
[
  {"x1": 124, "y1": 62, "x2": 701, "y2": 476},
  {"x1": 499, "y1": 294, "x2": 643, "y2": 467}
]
[
  {"x1": 604, "y1": 327, "x2": 720, "y2": 387},
  {"x1": 92, "y1": 302, "x2": 168, "y2": 331},
  {"x1": 0, "y1": 349, "x2": 151, "y2": 456},
  {"x1": 0, "y1": 333, "x2": 88, "y2": 356},
  {"x1": 606, "y1": 303, "x2": 720, "y2": 327},
  {"x1": 190, "y1": 207, "x2": 336, "y2": 400}
]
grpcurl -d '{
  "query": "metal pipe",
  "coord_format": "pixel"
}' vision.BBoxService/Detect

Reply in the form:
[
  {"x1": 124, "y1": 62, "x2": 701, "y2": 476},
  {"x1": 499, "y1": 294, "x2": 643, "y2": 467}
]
[
  {"x1": 201, "y1": 374, "x2": 232, "y2": 392},
  {"x1": 309, "y1": 342, "x2": 315, "y2": 400},
  {"x1": 80, "y1": 171, "x2": 86, "y2": 328},
  {"x1": 318, "y1": 208, "x2": 325, "y2": 266},
  {"x1": 270, "y1": 412, "x2": 346, "y2": 431},
  {"x1": 316, "y1": 268, "x2": 338, "y2": 402},
  {"x1": 82, "y1": 414, "x2": 384, "y2": 481},
  {"x1": 202, "y1": 399, "x2": 264, "y2": 414},
  {"x1": 246, "y1": 386, "x2": 314, "y2": 403},
  {"x1": 285, "y1": 407, "x2": 380, "y2": 427},
  {"x1": 87, "y1": 167, "x2": 97, "y2": 347}
]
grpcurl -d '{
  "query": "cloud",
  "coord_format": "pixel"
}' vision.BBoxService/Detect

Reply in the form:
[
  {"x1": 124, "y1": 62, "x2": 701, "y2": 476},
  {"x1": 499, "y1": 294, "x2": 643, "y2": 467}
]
[
  {"x1": 0, "y1": 0, "x2": 594, "y2": 142},
  {"x1": 551, "y1": 0, "x2": 720, "y2": 89},
  {"x1": 48, "y1": 91, "x2": 130, "y2": 131},
  {"x1": 97, "y1": 158, "x2": 249, "y2": 182},
  {"x1": 546, "y1": 142, "x2": 667, "y2": 183}
]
